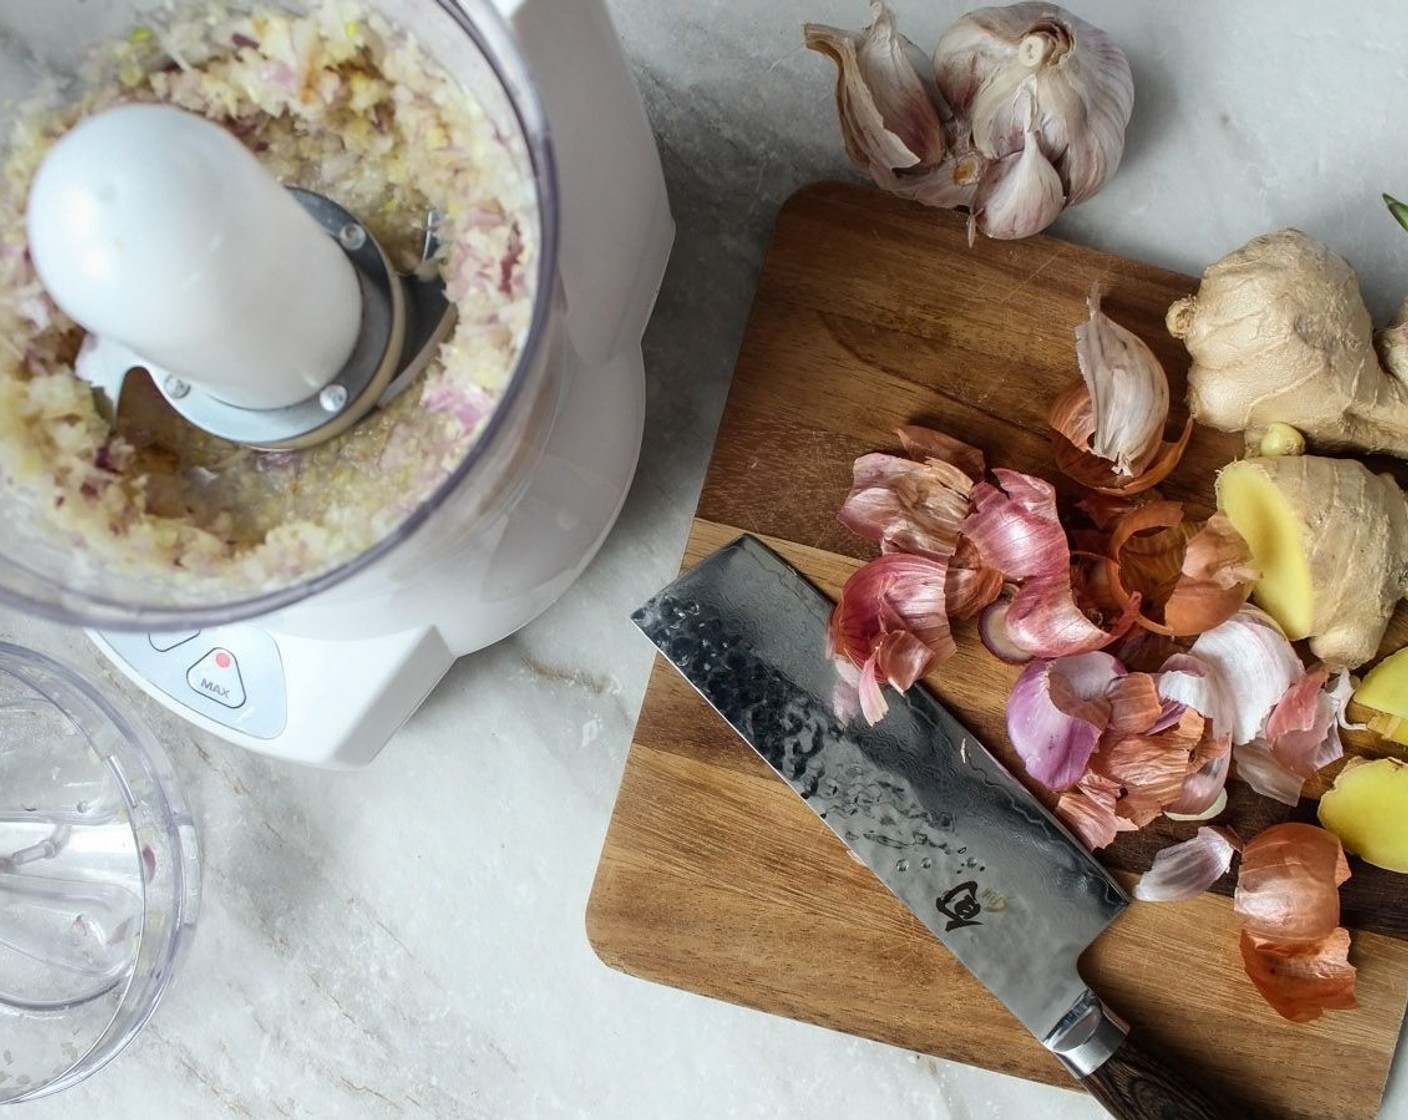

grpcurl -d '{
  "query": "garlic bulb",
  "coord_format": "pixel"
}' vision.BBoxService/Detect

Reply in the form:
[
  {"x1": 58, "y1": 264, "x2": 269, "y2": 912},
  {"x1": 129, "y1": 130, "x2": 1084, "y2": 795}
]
[
  {"x1": 937, "y1": 4, "x2": 1134, "y2": 212},
  {"x1": 805, "y1": 2, "x2": 1134, "y2": 240}
]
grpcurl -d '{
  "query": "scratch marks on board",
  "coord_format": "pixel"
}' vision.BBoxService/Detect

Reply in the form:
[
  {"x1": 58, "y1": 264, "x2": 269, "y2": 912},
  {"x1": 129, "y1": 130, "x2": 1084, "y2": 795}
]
[{"x1": 992, "y1": 241, "x2": 1073, "y2": 307}]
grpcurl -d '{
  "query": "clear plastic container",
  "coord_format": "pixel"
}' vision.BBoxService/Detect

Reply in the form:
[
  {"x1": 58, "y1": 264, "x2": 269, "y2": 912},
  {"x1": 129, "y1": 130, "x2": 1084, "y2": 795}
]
[
  {"x1": 0, "y1": 0, "x2": 563, "y2": 631},
  {"x1": 0, "y1": 643, "x2": 200, "y2": 1102}
]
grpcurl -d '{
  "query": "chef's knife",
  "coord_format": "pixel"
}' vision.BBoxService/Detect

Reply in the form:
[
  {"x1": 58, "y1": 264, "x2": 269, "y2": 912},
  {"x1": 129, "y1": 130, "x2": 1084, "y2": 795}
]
[{"x1": 633, "y1": 535, "x2": 1237, "y2": 1120}]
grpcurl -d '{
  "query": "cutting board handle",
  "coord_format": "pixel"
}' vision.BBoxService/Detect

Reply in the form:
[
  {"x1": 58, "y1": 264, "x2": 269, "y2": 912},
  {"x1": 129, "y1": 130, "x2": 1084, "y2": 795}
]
[{"x1": 1081, "y1": 1032, "x2": 1239, "y2": 1120}]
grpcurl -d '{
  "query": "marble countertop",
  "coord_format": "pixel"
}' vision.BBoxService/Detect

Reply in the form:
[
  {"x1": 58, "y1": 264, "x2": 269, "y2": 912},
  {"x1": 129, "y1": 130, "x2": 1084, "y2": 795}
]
[{"x1": 10, "y1": 1, "x2": 1408, "y2": 1116}]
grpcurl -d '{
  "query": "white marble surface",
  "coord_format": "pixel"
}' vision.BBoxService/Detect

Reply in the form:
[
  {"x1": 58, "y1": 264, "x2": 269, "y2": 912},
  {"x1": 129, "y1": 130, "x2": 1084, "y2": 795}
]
[{"x1": 10, "y1": 1, "x2": 1408, "y2": 1117}]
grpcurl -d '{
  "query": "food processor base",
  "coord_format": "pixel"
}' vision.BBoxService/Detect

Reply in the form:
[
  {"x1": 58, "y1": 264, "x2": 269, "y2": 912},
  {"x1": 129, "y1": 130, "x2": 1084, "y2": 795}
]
[
  {"x1": 92, "y1": 624, "x2": 455, "y2": 768},
  {"x1": 90, "y1": 339, "x2": 654, "y2": 768}
]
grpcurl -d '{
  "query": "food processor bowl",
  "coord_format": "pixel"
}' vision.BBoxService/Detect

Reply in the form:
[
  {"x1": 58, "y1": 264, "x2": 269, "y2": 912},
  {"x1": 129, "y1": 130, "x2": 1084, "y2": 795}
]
[
  {"x1": 4, "y1": 0, "x2": 669, "y2": 766},
  {"x1": 0, "y1": 644, "x2": 200, "y2": 1102},
  {"x1": 0, "y1": 0, "x2": 563, "y2": 632}
]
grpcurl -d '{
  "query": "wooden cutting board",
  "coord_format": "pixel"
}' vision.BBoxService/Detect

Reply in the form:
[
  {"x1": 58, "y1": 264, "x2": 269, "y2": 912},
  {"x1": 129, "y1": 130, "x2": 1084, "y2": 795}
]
[{"x1": 586, "y1": 182, "x2": 1408, "y2": 1120}]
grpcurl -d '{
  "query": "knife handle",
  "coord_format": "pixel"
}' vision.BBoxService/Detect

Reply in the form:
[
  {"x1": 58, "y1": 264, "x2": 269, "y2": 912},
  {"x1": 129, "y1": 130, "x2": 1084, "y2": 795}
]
[{"x1": 1080, "y1": 1033, "x2": 1237, "y2": 1120}]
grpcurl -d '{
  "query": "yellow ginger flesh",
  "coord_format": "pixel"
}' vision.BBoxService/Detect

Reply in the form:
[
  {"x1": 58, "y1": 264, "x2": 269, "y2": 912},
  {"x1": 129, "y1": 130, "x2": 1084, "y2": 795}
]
[
  {"x1": 1217, "y1": 462, "x2": 1313, "y2": 639},
  {"x1": 1355, "y1": 648, "x2": 1408, "y2": 746},
  {"x1": 1216, "y1": 455, "x2": 1408, "y2": 668},
  {"x1": 1319, "y1": 758, "x2": 1408, "y2": 871}
]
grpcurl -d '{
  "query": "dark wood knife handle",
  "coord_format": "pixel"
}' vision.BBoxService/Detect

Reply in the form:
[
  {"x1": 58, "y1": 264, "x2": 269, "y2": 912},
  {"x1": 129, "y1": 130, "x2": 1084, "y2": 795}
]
[{"x1": 1081, "y1": 1032, "x2": 1238, "y2": 1120}]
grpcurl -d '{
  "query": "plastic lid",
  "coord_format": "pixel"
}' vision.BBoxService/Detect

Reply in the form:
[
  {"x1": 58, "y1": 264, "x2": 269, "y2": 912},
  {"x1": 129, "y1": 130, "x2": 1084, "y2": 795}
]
[{"x1": 0, "y1": 643, "x2": 200, "y2": 1103}]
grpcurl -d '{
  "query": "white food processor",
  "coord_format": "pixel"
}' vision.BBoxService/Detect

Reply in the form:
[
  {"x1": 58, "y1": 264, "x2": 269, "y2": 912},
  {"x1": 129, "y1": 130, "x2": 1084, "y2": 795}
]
[{"x1": 0, "y1": 0, "x2": 673, "y2": 767}]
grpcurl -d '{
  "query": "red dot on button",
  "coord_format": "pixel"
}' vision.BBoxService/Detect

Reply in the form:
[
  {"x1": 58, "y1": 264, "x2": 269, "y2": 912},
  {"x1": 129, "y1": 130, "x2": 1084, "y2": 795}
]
[{"x1": 215, "y1": 652, "x2": 232, "y2": 669}]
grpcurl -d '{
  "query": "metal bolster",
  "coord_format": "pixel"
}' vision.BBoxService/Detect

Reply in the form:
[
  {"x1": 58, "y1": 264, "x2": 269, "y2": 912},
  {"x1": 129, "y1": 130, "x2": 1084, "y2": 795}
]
[{"x1": 1041, "y1": 989, "x2": 1129, "y2": 1077}]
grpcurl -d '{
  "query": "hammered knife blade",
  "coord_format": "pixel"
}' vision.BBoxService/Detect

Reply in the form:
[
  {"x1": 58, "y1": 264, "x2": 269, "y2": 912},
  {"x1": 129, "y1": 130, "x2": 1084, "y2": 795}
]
[{"x1": 633, "y1": 534, "x2": 1239, "y2": 1120}]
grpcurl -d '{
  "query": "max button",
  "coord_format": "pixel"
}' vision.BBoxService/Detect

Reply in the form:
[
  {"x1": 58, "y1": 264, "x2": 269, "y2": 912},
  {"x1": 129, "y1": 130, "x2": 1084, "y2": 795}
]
[{"x1": 186, "y1": 648, "x2": 246, "y2": 709}]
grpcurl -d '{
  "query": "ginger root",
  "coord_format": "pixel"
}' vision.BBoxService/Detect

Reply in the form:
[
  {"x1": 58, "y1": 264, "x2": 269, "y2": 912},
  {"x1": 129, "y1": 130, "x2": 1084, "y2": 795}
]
[
  {"x1": 1167, "y1": 230, "x2": 1408, "y2": 458},
  {"x1": 1318, "y1": 758, "x2": 1408, "y2": 871},
  {"x1": 1355, "y1": 647, "x2": 1408, "y2": 745},
  {"x1": 1216, "y1": 454, "x2": 1408, "y2": 667},
  {"x1": 1258, "y1": 422, "x2": 1306, "y2": 458}
]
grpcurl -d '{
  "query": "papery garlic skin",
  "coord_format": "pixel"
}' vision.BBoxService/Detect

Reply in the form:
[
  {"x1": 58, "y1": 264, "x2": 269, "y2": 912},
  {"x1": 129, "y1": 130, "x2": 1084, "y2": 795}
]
[
  {"x1": 934, "y1": 3, "x2": 1134, "y2": 210},
  {"x1": 1006, "y1": 651, "x2": 1122, "y2": 790},
  {"x1": 1134, "y1": 827, "x2": 1238, "y2": 902},
  {"x1": 1184, "y1": 607, "x2": 1304, "y2": 747},
  {"x1": 804, "y1": 2, "x2": 951, "y2": 198}
]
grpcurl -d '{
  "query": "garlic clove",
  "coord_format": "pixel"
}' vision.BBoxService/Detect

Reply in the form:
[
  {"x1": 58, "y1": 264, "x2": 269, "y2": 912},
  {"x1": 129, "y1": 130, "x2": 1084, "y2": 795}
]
[
  {"x1": 972, "y1": 23, "x2": 1073, "y2": 161},
  {"x1": 936, "y1": 6, "x2": 1076, "y2": 157},
  {"x1": 1074, "y1": 285, "x2": 1171, "y2": 476},
  {"x1": 970, "y1": 96, "x2": 1065, "y2": 241},
  {"x1": 804, "y1": 1, "x2": 948, "y2": 187},
  {"x1": 931, "y1": 5, "x2": 1027, "y2": 132},
  {"x1": 1052, "y1": 33, "x2": 1135, "y2": 206}
]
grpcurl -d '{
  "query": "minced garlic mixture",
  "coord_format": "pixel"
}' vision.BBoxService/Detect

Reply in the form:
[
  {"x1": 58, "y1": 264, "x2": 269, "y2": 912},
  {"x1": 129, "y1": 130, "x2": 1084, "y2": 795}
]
[{"x1": 0, "y1": 2, "x2": 537, "y2": 596}]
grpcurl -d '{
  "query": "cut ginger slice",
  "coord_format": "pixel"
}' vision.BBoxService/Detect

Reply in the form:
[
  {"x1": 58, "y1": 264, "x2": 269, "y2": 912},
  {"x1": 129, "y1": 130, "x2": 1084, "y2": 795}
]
[
  {"x1": 1355, "y1": 648, "x2": 1408, "y2": 745},
  {"x1": 1318, "y1": 757, "x2": 1408, "y2": 871},
  {"x1": 1216, "y1": 460, "x2": 1313, "y2": 640}
]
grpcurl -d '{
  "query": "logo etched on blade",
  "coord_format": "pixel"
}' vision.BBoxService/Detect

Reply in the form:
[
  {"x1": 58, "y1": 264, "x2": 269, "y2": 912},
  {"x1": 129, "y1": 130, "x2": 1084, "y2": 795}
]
[{"x1": 936, "y1": 880, "x2": 983, "y2": 931}]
